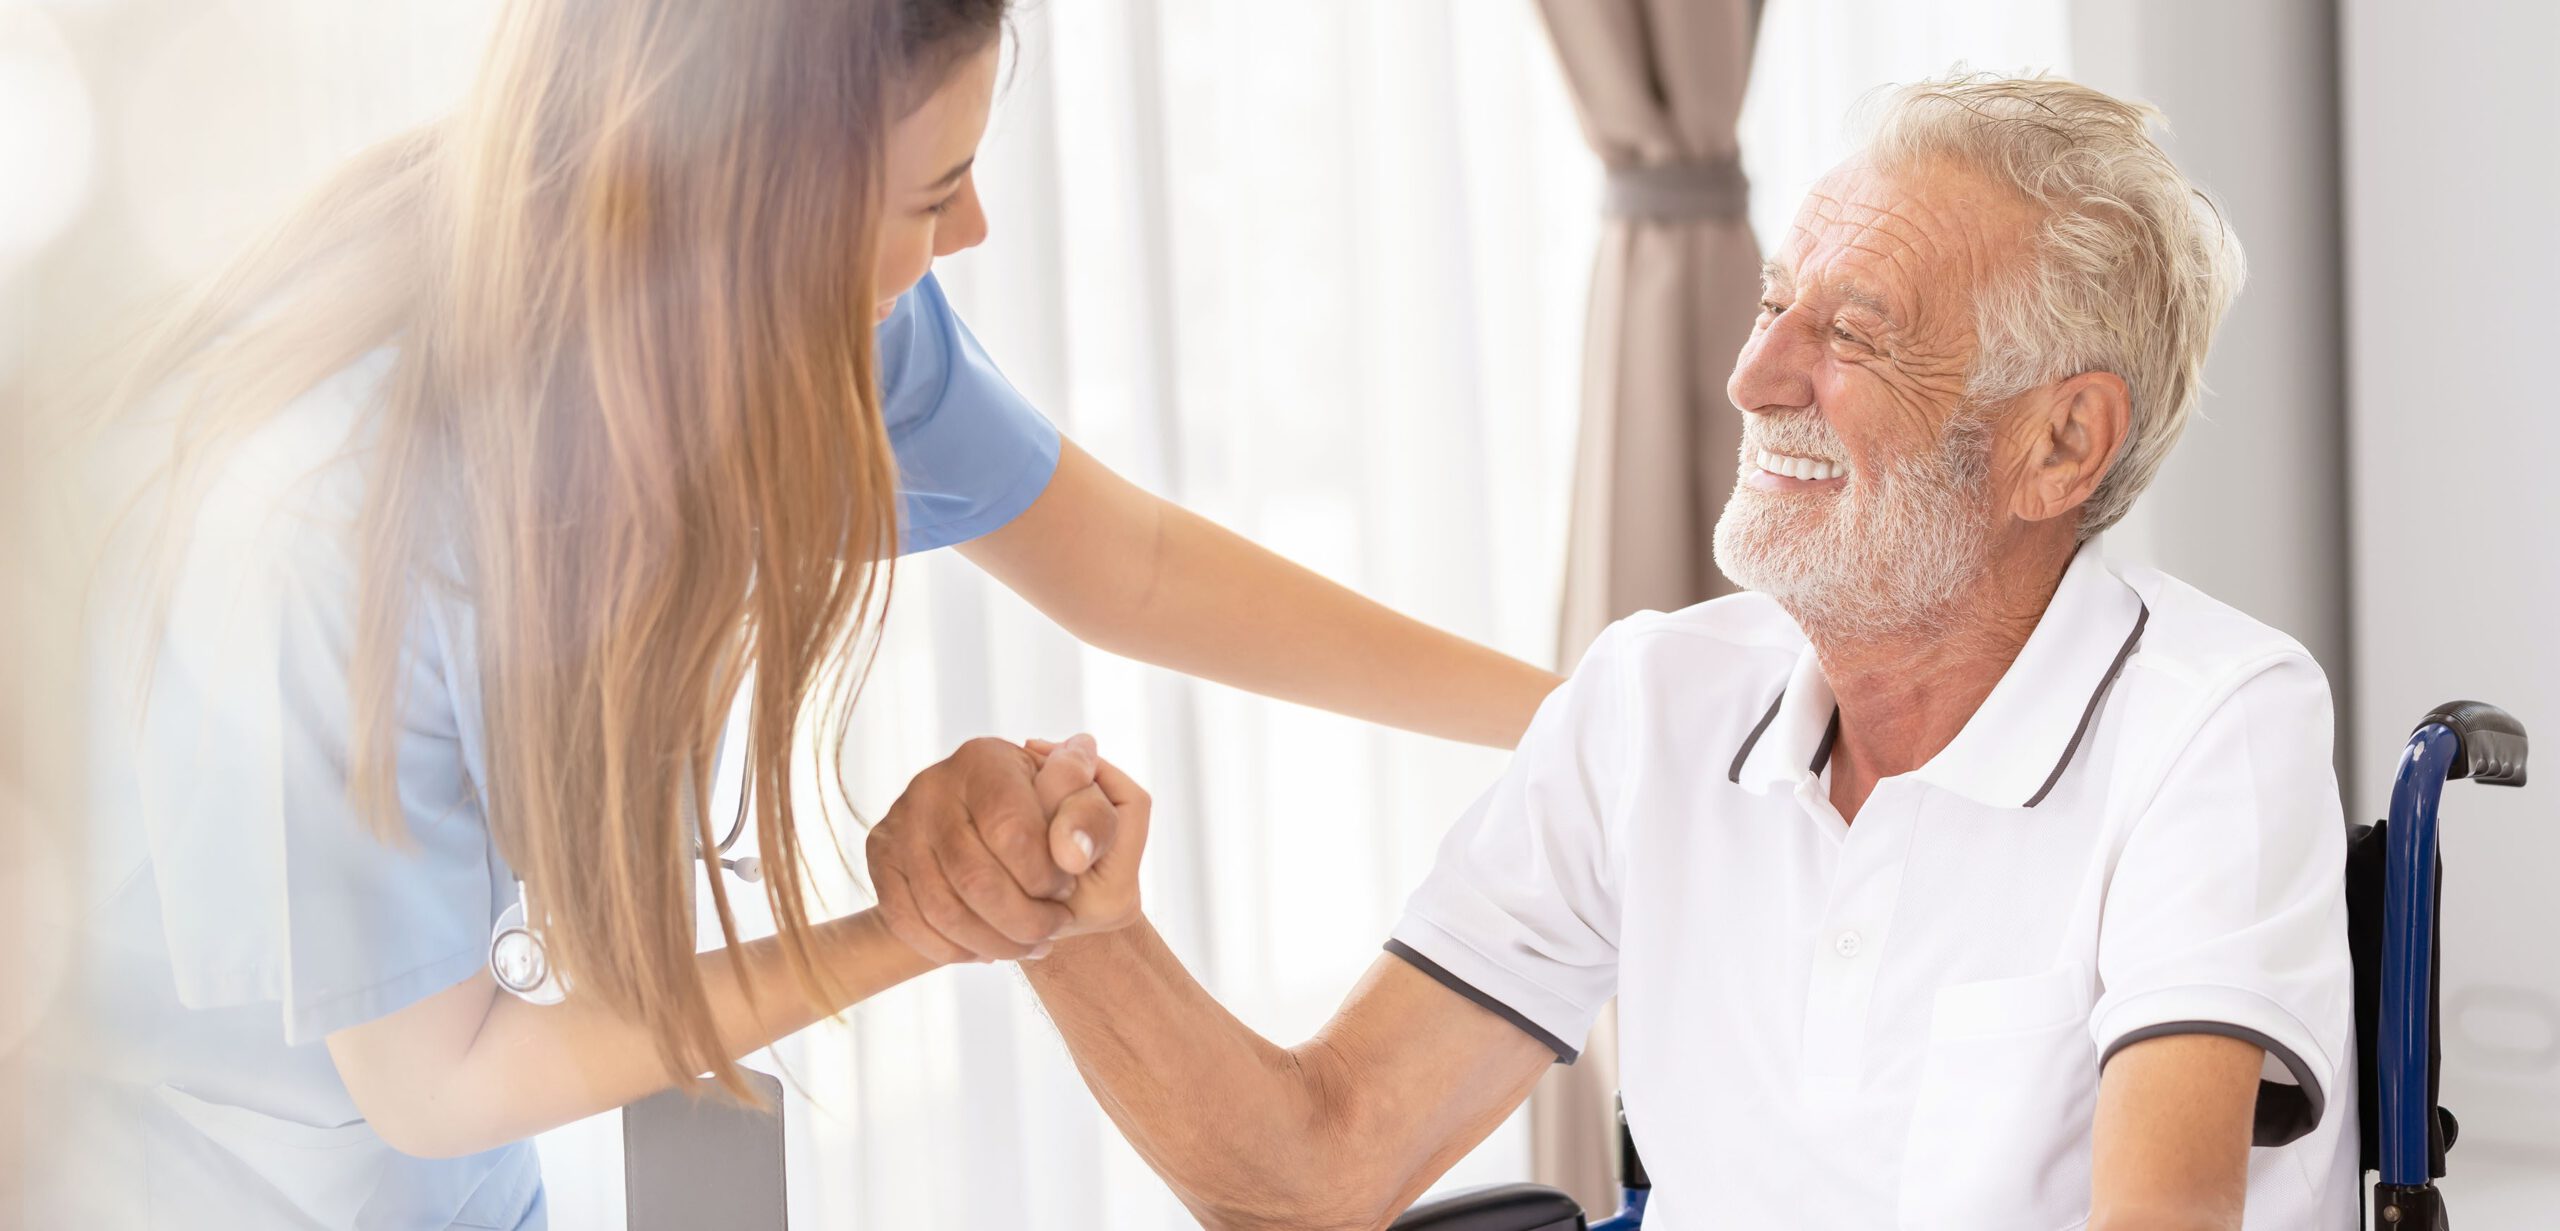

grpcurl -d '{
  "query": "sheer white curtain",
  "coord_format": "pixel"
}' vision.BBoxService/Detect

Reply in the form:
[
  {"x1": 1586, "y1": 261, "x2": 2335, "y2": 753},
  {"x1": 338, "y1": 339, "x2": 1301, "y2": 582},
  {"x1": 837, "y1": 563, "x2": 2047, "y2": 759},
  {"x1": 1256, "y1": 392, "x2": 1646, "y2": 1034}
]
[
  {"x1": 552, "y1": 2, "x2": 1598, "y2": 1228},
  {"x1": 21, "y1": 0, "x2": 1592, "y2": 1224},
  {"x1": 1738, "y1": 0, "x2": 2072, "y2": 256},
  {"x1": 741, "y1": 3, "x2": 1600, "y2": 1227}
]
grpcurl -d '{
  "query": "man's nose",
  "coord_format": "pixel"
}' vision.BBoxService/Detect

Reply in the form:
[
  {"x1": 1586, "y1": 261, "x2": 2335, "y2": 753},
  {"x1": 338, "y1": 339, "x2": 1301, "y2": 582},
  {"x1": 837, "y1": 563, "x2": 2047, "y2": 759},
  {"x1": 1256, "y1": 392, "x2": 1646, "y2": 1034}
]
[{"x1": 1725, "y1": 311, "x2": 1817, "y2": 419}]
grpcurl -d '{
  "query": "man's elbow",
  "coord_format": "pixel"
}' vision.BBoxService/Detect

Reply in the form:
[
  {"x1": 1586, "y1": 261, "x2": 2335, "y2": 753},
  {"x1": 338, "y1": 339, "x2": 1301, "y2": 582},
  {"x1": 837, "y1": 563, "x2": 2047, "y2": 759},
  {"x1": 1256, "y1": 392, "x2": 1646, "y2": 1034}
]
[
  {"x1": 1180, "y1": 1048, "x2": 1414, "y2": 1231},
  {"x1": 1186, "y1": 1184, "x2": 1401, "y2": 1231},
  {"x1": 1173, "y1": 1140, "x2": 1407, "y2": 1231}
]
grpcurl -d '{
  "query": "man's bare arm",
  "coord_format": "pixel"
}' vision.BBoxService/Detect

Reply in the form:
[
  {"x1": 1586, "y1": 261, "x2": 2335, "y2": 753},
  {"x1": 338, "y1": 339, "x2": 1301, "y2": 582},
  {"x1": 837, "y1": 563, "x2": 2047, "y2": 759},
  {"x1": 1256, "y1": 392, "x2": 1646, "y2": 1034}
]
[
  {"x1": 1025, "y1": 922, "x2": 1555, "y2": 1230},
  {"x1": 2088, "y1": 1032, "x2": 2265, "y2": 1230}
]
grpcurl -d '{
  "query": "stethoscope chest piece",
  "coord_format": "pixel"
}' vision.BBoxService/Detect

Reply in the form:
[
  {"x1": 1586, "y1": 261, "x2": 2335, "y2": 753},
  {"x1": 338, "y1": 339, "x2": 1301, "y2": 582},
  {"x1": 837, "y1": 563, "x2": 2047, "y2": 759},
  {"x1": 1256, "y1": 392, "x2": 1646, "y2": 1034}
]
[
  {"x1": 489, "y1": 896, "x2": 567, "y2": 1005},
  {"x1": 488, "y1": 783, "x2": 756, "y2": 1004}
]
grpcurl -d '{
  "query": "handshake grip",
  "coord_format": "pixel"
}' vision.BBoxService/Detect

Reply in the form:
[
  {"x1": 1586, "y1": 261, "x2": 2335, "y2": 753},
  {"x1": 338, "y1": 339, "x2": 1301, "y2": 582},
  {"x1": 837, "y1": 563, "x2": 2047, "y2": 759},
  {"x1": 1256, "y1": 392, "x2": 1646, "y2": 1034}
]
[{"x1": 864, "y1": 733, "x2": 1152, "y2": 967}]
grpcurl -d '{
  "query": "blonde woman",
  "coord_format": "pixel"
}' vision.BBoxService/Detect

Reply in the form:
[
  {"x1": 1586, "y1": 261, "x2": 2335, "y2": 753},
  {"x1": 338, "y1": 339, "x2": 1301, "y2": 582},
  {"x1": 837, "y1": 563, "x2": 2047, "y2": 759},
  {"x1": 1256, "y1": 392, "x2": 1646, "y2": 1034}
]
[{"x1": 53, "y1": 1, "x2": 1557, "y2": 1226}]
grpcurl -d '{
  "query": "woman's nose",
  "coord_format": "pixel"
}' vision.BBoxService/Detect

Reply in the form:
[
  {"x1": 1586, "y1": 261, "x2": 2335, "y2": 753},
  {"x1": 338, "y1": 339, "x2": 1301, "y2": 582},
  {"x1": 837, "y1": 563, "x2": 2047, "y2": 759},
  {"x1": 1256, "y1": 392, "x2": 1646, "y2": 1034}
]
[{"x1": 936, "y1": 179, "x2": 990, "y2": 258}]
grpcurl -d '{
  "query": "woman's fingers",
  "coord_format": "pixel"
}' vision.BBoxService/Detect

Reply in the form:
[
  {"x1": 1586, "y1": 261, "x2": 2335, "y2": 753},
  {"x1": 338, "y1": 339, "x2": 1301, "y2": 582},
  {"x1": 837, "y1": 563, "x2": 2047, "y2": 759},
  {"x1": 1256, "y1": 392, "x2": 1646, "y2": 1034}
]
[
  {"x1": 1049, "y1": 753, "x2": 1151, "y2": 937},
  {"x1": 1034, "y1": 735, "x2": 1110, "y2": 874},
  {"x1": 1087, "y1": 754, "x2": 1151, "y2": 813},
  {"x1": 1031, "y1": 734, "x2": 1097, "y2": 809},
  {"x1": 1047, "y1": 783, "x2": 1115, "y2": 876}
]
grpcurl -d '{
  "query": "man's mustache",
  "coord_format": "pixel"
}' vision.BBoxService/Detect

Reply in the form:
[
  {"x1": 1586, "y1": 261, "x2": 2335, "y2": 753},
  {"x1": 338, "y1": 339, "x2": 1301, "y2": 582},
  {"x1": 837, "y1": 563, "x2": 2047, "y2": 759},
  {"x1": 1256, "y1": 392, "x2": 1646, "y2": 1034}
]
[{"x1": 1741, "y1": 415, "x2": 1848, "y2": 464}]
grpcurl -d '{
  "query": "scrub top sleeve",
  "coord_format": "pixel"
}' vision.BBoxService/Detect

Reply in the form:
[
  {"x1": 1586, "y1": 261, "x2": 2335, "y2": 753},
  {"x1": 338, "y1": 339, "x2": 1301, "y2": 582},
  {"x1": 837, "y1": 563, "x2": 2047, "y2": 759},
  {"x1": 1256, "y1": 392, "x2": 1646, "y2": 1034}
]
[
  {"x1": 134, "y1": 393, "x2": 499, "y2": 1047},
  {"x1": 875, "y1": 273, "x2": 1062, "y2": 555},
  {"x1": 1384, "y1": 621, "x2": 1637, "y2": 1063},
  {"x1": 2089, "y1": 654, "x2": 2356, "y2": 1143}
]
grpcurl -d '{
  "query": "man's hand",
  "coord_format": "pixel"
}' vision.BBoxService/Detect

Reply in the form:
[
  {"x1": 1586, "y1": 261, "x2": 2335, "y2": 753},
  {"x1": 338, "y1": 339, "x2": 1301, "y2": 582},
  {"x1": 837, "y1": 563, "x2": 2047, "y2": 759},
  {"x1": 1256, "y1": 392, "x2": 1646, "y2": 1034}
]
[{"x1": 866, "y1": 735, "x2": 1122, "y2": 964}]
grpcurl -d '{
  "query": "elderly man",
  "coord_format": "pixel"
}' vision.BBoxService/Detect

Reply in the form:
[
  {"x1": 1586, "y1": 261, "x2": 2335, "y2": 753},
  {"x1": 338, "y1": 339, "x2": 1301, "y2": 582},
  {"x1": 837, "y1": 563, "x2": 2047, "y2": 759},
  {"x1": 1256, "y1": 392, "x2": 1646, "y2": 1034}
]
[{"x1": 891, "y1": 73, "x2": 2358, "y2": 1228}]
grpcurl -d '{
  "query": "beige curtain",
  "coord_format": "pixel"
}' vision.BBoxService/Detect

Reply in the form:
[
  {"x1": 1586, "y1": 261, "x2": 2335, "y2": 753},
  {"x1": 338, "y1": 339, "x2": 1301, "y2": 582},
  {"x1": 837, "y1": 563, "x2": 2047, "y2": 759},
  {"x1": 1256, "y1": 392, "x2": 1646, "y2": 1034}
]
[{"x1": 1533, "y1": 0, "x2": 1764, "y2": 1211}]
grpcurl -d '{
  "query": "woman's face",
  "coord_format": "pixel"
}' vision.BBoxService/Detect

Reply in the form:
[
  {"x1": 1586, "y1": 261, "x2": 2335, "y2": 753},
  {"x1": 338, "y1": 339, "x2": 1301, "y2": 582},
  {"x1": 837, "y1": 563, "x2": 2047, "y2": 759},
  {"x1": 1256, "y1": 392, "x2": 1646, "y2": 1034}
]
[{"x1": 876, "y1": 42, "x2": 1001, "y2": 322}]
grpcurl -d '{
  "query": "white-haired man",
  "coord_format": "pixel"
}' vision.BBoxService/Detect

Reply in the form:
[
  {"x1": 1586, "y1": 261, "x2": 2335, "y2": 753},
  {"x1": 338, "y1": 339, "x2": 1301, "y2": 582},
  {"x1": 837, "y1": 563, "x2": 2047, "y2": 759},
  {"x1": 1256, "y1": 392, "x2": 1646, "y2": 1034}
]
[{"x1": 944, "y1": 75, "x2": 2355, "y2": 1228}]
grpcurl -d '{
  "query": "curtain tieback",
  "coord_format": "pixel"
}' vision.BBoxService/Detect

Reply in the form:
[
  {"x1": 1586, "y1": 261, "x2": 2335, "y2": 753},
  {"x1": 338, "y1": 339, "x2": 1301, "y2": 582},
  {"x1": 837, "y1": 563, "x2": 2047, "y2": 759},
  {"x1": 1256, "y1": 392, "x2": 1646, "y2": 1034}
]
[{"x1": 1603, "y1": 157, "x2": 1750, "y2": 222}]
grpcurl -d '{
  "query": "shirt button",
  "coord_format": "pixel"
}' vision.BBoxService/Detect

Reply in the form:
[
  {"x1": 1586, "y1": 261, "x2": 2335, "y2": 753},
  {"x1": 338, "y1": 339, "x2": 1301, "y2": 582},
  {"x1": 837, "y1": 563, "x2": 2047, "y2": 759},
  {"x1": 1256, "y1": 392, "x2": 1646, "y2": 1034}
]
[{"x1": 1834, "y1": 930, "x2": 1863, "y2": 958}]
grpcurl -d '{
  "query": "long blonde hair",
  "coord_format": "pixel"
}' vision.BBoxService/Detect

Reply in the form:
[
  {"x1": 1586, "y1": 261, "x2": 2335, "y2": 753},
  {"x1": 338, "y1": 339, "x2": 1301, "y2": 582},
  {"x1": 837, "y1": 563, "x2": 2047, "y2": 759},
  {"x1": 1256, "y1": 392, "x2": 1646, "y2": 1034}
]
[{"x1": 114, "y1": 0, "x2": 1007, "y2": 1095}]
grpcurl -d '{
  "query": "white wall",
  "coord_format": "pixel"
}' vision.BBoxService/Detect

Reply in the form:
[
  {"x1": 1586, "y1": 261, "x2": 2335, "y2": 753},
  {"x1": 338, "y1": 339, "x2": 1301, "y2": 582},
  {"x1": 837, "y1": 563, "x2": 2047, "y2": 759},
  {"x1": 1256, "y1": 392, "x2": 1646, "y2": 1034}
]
[
  {"x1": 2071, "y1": 0, "x2": 2560, "y2": 1212},
  {"x1": 2340, "y1": 0, "x2": 2560, "y2": 1209},
  {"x1": 2066, "y1": 0, "x2": 2354, "y2": 724}
]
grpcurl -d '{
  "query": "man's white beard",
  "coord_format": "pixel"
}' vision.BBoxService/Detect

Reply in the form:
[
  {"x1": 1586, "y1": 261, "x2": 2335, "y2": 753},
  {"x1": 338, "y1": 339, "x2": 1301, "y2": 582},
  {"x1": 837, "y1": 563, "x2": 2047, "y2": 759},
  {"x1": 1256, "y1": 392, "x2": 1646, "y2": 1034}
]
[{"x1": 1711, "y1": 409, "x2": 1998, "y2": 640}]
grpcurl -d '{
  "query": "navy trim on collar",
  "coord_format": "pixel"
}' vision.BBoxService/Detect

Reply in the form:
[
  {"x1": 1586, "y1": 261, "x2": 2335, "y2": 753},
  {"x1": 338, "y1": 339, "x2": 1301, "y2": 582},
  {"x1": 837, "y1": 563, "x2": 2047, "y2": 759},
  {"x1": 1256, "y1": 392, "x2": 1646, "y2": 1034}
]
[
  {"x1": 2021, "y1": 603, "x2": 2149, "y2": 807},
  {"x1": 1727, "y1": 689, "x2": 1787, "y2": 785},
  {"x1": 1723, "y1": 601, "x2": 2151, "y2": 807}
]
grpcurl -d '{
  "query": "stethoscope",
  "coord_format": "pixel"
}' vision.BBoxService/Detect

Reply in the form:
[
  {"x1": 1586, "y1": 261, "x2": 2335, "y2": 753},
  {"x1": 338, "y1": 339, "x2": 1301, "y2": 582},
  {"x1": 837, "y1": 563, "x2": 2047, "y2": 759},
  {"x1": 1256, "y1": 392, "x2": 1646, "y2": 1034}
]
[{"x1": 488, "y1": 797, "x2": 763, "y2": 1005}]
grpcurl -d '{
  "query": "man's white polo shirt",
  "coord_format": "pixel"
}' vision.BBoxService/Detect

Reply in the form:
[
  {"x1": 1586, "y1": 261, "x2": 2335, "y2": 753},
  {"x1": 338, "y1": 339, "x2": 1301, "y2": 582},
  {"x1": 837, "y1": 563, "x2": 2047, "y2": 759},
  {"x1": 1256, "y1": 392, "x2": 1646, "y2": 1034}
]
[{"x1": 1387, "y1": 544, "x2": 2359, "y2": 1229}]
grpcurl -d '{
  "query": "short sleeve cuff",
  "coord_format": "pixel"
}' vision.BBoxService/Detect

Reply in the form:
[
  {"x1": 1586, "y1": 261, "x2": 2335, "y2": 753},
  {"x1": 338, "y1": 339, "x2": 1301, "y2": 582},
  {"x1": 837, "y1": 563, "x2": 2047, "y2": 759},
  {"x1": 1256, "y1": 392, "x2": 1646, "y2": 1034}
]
[
  {"x1": 1385, "y1": 916, "x2": 1604, "y2": 1065},
  {"x1": 280, "y1": 946, "x2": 488, "y2": 1046},
  {"x1": 2093, "y1": 985, "x2": 2336, "y2": 1138},
  {"x1": 895, "y1": 423, "x2": 1060, "y2": 555}
]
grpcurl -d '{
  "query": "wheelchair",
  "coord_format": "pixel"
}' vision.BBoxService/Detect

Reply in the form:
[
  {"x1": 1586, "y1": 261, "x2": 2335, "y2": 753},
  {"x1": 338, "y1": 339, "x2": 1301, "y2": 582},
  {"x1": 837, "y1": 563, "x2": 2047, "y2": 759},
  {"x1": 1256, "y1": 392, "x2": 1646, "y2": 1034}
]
[{"x1": 1390, "y1": 701, "x2": 2529, "y2": 1231}]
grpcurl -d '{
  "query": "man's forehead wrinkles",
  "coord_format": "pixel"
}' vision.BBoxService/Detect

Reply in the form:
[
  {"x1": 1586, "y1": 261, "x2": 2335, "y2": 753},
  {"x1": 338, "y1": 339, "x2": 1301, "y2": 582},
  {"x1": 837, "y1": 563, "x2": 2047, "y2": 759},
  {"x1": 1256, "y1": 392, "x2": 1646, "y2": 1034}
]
[
  {"x1": 1805, "y1": 205, "x2": 1924, "y2": 254},
  {"x1": 1795, "y1": 194, "x2": 1848, "y2": 236},
  {"x1": 1828, "y1": 206, "x2": 1934, "y2": 258},
  {"x1": 1837, "y1": 238, "x2": 1912, "y2": 266}
]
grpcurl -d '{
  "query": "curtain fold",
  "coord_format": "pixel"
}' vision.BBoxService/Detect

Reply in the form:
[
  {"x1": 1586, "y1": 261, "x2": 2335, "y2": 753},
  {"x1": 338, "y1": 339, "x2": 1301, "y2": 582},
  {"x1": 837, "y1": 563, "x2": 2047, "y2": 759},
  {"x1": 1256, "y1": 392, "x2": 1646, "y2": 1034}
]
[{"x1": 1532, "y1": 0, "x2": 1765, "y2": 1212}]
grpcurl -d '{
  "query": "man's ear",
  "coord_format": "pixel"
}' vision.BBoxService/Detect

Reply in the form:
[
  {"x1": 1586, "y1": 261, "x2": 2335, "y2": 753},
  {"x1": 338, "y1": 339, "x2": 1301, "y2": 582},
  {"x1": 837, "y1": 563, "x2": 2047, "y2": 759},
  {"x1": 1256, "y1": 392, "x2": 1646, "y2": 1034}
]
[{"x1": 2013, "y1": 370, "x2": 2131, "y2": 526}]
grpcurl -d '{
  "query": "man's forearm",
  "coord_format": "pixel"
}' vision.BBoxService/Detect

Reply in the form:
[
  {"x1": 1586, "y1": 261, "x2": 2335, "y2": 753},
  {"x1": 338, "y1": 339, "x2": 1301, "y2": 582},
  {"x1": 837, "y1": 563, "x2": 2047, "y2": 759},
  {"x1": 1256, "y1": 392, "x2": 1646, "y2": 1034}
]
[{"x1": 1024, "y1": 920, "x2": 1383, "y2": 1229}]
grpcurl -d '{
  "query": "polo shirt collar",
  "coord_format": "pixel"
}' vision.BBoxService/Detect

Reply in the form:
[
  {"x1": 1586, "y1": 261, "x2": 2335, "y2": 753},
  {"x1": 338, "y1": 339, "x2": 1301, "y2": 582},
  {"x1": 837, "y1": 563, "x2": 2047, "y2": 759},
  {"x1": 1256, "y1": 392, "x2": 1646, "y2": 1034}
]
[
  {"x1": 1728, "y1": 541, "x2": 2148, "y2": 809},
  {"x1": 1729, "y1": 644, "x2": 1842, "y2": 796}
]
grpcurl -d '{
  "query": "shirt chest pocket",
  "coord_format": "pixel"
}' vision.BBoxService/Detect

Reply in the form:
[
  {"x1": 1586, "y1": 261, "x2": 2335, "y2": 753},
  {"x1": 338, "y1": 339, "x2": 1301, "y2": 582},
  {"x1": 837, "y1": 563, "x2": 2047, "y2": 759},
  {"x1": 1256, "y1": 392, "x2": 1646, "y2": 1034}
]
[{"x1": 1897, "y1": 962, "x2": 2100, "y2": 1231}]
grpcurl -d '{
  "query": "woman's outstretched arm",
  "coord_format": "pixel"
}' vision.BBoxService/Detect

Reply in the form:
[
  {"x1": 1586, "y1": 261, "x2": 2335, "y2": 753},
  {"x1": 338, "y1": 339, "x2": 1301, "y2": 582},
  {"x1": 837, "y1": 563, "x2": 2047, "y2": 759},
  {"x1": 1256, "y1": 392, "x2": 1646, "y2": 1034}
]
[{"x1": 962, "y1": 441, "x2": 1561, "y2": 750}]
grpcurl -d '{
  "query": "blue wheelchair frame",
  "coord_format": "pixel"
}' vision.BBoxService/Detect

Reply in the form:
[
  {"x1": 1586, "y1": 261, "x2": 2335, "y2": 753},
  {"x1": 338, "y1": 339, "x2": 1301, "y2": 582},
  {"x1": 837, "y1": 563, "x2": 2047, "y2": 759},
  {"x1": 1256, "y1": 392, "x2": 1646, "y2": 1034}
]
[{"x1": 1391, "y1": 701, "x2": 2528, "y2": 1231}]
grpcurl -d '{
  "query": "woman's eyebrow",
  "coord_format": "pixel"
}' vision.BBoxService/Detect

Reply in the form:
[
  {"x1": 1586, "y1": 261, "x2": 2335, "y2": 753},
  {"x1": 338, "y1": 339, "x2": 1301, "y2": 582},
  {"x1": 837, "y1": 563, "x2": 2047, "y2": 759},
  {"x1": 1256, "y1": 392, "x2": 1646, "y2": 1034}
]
[{"x1": 925, "y1": 156, "x2": 975, "y2": 192}]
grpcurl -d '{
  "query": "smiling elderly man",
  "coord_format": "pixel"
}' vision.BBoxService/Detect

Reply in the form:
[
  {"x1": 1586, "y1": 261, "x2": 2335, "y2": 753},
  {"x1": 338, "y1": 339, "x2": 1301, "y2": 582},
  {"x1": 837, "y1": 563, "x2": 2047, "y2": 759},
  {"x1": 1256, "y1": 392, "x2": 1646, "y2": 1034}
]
[{"x1": 1017, "y1": 74, "x2": 2355, "y2": 1229}]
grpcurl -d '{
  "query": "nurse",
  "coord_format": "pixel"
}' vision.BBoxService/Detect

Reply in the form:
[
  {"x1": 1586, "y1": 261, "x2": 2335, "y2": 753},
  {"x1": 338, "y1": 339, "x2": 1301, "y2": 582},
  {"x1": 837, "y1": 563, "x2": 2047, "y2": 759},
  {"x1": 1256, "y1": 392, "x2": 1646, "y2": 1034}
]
[{"x1": 46, "y1": 1, "x2": 1557, "y2": 1227}]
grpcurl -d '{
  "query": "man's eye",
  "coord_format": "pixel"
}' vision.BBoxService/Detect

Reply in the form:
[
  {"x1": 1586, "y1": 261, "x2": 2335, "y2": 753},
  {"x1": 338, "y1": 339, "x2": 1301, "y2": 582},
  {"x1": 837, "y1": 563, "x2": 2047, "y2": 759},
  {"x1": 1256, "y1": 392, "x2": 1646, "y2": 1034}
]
[
  {"x1": 1757, "y1": 300, "x2": 1785, "y2": 317},
  {"x1": 1832, "y1": 324, "x2": 1862, "y2": 345}
]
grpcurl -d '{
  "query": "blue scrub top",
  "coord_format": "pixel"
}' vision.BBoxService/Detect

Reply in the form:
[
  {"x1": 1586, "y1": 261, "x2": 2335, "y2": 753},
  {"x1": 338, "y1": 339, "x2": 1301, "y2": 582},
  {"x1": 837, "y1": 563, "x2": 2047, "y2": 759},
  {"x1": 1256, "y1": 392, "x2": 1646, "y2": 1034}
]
[{"x1": 51, "y1": 275, "x2": 1057, "y2": 1230}]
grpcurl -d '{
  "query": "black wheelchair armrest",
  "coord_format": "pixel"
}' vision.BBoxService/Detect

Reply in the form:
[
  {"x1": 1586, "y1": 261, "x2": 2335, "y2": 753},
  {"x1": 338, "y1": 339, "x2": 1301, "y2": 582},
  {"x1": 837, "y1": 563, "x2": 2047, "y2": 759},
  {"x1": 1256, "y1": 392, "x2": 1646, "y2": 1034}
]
[{"x1": 1390, "y1": 1183, "x2": 1587, "y2": 1231}]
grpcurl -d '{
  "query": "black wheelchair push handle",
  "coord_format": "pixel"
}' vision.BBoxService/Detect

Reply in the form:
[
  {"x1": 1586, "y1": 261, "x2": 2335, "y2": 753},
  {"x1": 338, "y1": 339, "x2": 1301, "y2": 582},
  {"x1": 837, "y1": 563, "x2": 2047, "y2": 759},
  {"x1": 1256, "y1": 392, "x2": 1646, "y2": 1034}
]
[{"x1": 2417, "y1": 700, "x2": 2528, "y2": 787}]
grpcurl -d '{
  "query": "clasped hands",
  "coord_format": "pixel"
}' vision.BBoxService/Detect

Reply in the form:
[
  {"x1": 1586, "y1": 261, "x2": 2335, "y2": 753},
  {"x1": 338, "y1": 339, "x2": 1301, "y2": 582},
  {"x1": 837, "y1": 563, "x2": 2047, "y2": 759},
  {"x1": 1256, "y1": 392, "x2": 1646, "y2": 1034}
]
[{"x1": 865, "y1": 734, "x2": 1150, "y2": 964}]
